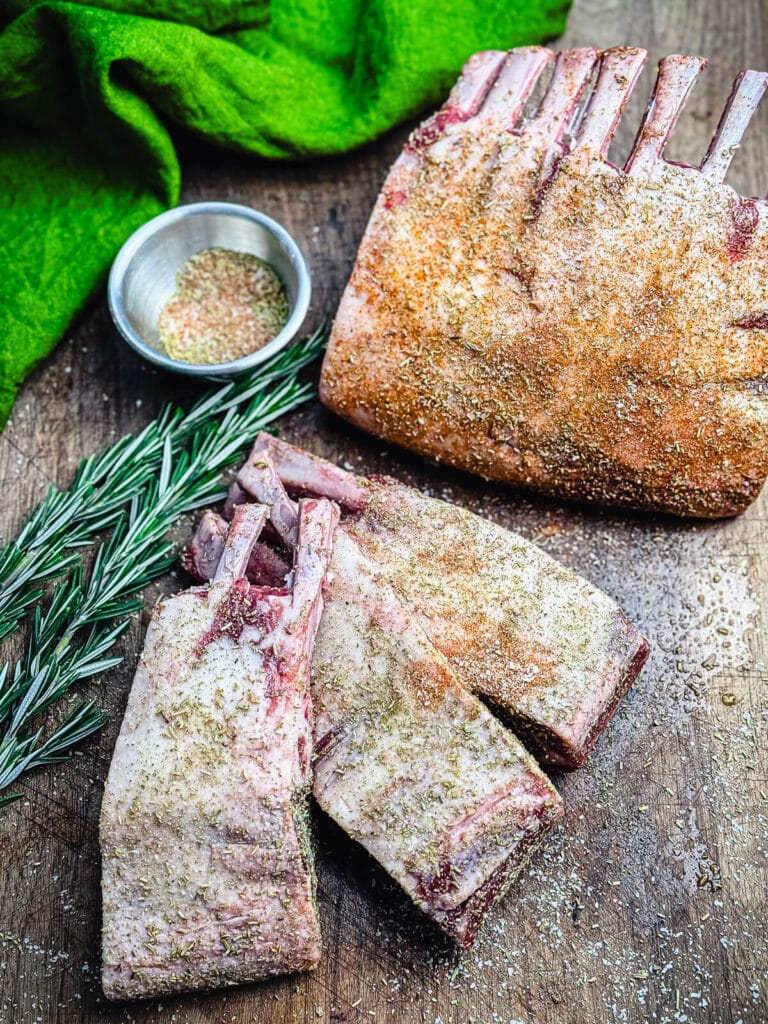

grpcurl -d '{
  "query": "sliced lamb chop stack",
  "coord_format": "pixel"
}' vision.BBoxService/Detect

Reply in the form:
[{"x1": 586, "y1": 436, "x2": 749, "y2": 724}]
[
  {"x1": 186, "y1": 463, "x2": 564, "y2": 947},
  {"x1": 231, "y1": 433, "x2": 649, "y2": 770},
  {"x1": 100, "y1": 498, "x2": 338, "y2": 999},
  {"x1": 320, "y1": 47, "x2": 768, "y2": 518}
]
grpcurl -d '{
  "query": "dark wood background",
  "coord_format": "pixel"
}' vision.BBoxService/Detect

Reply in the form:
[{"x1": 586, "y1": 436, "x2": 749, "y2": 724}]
[{"x1": 1, "y1": 1, "x2": 767, "y2": 1021}]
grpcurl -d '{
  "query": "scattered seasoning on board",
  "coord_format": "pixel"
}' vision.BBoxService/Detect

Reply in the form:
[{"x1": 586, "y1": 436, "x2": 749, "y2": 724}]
[{"x1": 158, "y1": 248, "x2": 289, "y2": 364}]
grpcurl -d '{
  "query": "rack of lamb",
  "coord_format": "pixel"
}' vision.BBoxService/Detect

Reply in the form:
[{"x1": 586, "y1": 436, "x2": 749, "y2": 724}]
[
  {"x1": 100, "y1": 498, "x2": 337, "y2": 999},
  {"x1": 320, "y1": 47, "x2": 768, "y2": 518}
]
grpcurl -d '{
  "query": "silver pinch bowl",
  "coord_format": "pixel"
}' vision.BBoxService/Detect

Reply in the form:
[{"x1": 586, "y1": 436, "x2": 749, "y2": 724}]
[{"x1": 108, "y1": 202, "x2": 311, "y2": 378}]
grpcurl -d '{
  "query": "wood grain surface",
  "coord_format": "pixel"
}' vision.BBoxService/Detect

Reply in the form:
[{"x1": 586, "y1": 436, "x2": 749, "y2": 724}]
[{"x1": 1, "y1": 1, "x2": 767, "y2": 1022}]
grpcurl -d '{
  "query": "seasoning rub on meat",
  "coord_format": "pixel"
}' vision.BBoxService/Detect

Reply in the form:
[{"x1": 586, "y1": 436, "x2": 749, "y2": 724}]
[{"x1": 100, "y1": 498, "x2": 338, "y2": 999}]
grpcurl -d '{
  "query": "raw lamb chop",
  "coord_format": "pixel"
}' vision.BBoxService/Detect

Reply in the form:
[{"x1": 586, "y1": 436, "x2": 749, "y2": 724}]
[
  {"x1": 228, "y1": 433, "x2": 649, "y2": 770},
  {"x1": 320, "y1": 47, "x2": 768, "y2": 518},
  {"x1": 100, "y1": 498, "x2": 338, "y2": 1000},
  {"x1": 186, "y1": 476, "x2": 564, "y2": 947}
]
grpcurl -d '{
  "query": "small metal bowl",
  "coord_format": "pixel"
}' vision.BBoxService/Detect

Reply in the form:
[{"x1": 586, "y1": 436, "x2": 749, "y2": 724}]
[{"x1": 108, "y1": 202, "x2": 311, "y2": 377}]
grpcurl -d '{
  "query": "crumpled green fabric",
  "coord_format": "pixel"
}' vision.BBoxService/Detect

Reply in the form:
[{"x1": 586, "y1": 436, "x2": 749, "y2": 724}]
[{"x1": 0, "y1": 0, "x2": 570, "y2": 428}]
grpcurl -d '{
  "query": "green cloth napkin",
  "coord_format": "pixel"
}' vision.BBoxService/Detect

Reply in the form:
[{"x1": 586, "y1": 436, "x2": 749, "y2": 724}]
[{"x1": 0, "y1": 0, "x2": 569, "y2": 429}]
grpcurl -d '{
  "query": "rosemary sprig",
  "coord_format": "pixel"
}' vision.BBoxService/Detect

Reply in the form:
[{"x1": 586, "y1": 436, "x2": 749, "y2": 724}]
[
  {"x1": 0, "y1": 327, "x2": 326, "y2": 642},
  {"x1": 0, "y1": 570, "x2": 127, "y2": 805},
  {"x1": 0, "y1": 328, "x2": 326, "y2": 805}
]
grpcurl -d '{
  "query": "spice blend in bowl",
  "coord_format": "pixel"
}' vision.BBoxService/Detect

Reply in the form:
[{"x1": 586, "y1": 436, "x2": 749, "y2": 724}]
[
  {"x1": 158, "y1": 248, "x2": 289, "y2": 365},
  {"x1": 108, "y1": 202, "x2": 311, "y2": 378}
]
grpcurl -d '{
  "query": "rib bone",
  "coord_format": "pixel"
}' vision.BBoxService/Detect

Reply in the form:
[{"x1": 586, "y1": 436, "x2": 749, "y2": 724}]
[
  {"x1": 211, "y1": 503, "x2": 267, "y2": 582},
  {"x1": 444, "y1": 49, "x2": 507, "y2": 118},
  {"x1": 574, "y1": 47, "x2": 647, "y2": 157},
  {"x1": 525, "y1": 46, "x2": 600, "y2": 148},
  {"x1": 626, "y1": 54, "x2": 707, "y2": 175},
  {"x1": 238, "y1": 450, "x2": 298, "y2": 547},
  {"x1": 477, "y1": 46, "x2": 553, "y2": 130},
  {"x1": 700, "y1": 69, "x2": 768, "y2": 181}
]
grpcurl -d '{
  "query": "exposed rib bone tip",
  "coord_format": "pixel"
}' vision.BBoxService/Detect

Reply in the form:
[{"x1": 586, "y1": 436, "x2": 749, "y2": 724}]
[
  {"x1": 602, "y1": 45, "x2": 649, "y2": 61},
  {"x1": 626, "y1": 54, "x2": 707, "y2": 175},
  {"x1": 504, "y1": 45, "x2": 551, "y2": 58},
  {"x1": 526, "y1": 47, "x2": 600, "y2": 147},
  {"x1": 575, "y1": 47, "x2": 648, "y2": 157},
  {"x1": 479, "y1": 46, "x2": 553, "y2": 130},
  {"x1": 701, "y1": 69, "x2": 768, "y2": 181},
  {"x1": 444, "y1": 50, "x2": 508, "y2": 120},
  {"x1": 464, "y1": 49, "x2": 506, "y2": 68}
]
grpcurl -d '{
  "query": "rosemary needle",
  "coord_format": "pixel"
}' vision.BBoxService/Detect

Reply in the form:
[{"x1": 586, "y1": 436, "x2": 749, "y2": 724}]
[{"x1": 0, "y1": 327, "x2": 326, "y2": 805}]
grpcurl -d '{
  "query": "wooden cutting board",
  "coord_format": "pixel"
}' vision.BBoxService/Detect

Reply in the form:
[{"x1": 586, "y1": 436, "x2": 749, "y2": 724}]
[{"x1": 1, "y1": 2, "x2": 766, "y2": 1022}]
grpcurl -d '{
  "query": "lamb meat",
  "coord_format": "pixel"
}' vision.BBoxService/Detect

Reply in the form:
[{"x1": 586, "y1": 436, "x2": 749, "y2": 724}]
[
  {"x1": 100, "y1": 498, "x2": 338, "y2": 1000},
  {"x1": 320, "y1": 47, "x2": 768, "y2": 518},
  {"x1": 187, "y1": 484, "x2": 563, "y2": 947},
  {"x1": 231, "y1": 433, "x2": 649, "y2": 770}
]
